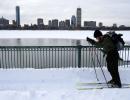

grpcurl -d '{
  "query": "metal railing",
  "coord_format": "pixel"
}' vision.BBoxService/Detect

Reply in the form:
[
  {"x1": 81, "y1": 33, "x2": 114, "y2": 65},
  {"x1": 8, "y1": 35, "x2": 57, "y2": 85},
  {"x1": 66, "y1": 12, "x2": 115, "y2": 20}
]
[{"x1": 0, "y1": 46, "x2": 130, "y2": 69}]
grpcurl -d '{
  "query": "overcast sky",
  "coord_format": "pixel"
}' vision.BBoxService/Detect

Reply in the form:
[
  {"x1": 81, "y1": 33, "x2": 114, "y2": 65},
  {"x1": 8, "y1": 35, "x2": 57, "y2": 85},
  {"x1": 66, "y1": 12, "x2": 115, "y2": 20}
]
[{"x1": 0, "y1": 0, "x2": 130, "y2": 26}]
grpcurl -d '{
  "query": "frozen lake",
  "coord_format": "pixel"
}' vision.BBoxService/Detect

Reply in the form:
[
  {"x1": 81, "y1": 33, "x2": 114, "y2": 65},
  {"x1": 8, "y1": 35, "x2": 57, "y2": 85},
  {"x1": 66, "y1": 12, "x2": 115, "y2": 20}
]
[{"x1": 0, "y1": 30, "x2": 129, "y2": 46}]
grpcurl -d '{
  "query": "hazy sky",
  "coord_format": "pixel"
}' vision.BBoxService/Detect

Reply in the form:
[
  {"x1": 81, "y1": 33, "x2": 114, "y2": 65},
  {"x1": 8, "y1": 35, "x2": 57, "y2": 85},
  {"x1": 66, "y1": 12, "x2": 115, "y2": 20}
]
[{"x1": 0, "y1": 0, "x2": 130, "y2": 26}]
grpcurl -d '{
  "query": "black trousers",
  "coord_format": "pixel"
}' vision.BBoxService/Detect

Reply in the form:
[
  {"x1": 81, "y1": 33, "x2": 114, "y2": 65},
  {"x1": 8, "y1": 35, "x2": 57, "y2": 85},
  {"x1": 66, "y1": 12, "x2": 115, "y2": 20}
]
[{"x1": 106, "y1": 50, "x2": 121, "y2": 87}]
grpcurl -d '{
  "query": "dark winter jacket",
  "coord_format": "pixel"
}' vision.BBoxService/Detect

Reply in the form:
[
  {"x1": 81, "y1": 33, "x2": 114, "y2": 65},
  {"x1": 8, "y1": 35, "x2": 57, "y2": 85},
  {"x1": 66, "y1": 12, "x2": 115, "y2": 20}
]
[{"x1": 87, "y1": 34, "x2": 116, "y2": 54}]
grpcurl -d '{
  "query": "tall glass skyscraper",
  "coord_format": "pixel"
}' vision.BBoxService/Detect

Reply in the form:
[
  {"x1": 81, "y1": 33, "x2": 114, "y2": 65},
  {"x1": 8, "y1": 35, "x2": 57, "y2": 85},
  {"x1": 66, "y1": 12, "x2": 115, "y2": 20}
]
[
  {"x1": 71, "y1": 15, "x2": 76, "y2": 29},
  {"x1": 16, "y1": 6, "x2": 20, "y2": 27},
  {"x1": 76, "y1": 8, "x2": 82, "y2": 28}
]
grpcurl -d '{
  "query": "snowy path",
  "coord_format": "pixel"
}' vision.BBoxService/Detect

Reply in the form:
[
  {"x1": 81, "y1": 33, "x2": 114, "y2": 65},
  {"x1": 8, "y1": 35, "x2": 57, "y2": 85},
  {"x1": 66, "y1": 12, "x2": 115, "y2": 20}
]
[{"x1": 0, "y1": 68, "x2": 130, "y2": 100}]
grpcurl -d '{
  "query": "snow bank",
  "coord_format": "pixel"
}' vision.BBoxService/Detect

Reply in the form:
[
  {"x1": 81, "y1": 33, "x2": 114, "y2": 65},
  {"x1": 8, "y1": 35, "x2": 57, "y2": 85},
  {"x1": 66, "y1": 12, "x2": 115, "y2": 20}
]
[{"x1": 0, "y1": 68, "x2": 130, "y2": 100}]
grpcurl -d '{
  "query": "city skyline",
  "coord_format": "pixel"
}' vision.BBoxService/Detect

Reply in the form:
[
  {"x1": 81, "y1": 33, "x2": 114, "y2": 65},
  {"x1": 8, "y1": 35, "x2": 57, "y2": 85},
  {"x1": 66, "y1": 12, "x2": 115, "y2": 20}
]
[{"x1": 0, "y1": 0, "x2": 130, "y2": 26}]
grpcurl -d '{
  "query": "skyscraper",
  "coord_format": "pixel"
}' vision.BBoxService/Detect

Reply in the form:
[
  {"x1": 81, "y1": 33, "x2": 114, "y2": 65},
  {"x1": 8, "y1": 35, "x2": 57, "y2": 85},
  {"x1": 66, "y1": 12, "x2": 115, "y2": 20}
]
[
  {"x1": 76, "y1": 8, "x2": 82, "y2": 28},
  {"x1": 71, "y1": 15, "x2": 76, "y2": 29},
  {"x1": 16, "y1": 6, "x2": 20, "y2": 27}
]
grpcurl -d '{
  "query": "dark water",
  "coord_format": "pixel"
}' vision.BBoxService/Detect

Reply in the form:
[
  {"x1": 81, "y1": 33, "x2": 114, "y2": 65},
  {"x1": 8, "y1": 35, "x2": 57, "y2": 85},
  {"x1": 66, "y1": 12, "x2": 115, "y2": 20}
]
[
  {"x1": 0, "y1": 38, "x2": 129, "y2": 46},
  {"x1": 0, "y1": 38, "x2": 88, "y2": 46}
]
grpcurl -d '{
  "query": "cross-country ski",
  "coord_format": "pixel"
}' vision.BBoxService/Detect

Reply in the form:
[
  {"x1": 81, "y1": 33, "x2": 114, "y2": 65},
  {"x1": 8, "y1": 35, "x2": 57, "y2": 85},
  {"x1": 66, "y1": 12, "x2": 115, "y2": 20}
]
[
  {"x1": 77, "y1": 86, "x2": 130, "y2": 90},
  {"x1": 77, "y1": 82, "x2": 130, "y2": 90}
]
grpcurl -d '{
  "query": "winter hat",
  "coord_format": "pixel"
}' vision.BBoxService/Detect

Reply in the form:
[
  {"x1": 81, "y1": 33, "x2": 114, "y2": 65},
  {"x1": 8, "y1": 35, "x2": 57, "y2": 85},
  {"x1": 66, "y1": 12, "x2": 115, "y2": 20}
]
[{"x1": 94, "y1": 30, "x2": 103, "y2": 38}]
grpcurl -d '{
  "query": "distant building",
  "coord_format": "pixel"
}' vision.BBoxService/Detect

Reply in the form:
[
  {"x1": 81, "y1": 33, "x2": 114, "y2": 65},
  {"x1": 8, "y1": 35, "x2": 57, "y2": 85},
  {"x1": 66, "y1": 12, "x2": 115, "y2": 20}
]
[
  {"x1": 119, "y1": 25, "x2": 125, "y2": 28},
  {"x1": 84, "y1": 21, "x2": 96, "y2": 28},
  {"x1": 23, "y1": 24, "x2": 30, "y2": 29},
  {"x1": 65, "y1": 19, "x2": 70, "y2": 29},
  {"x1": 59, "y1": 21, "x2": 65, "y2": 30},
  {"x1": 76, "y1": 8, "x2": 82, "y2": 28},
  {"x1": 52, "y1": 19, "x2": 58, "y2": 29},
  {"x1": 16, "y1": 6, "x2": 20, "y2": 27},
  {"x1": 99, "y1": 22, "x2": 103, "y2": 28},
  {"x1": 71, "y1": 15, "x2": 76, "y2": 29},
  {"x1": 113, "y1": 23, "x2": 117, "y2": 28},
  {"x1": 48, "y1": 20, "x2": 52, "y2": 28},
  {"x1": 37, "y1": 18, "x2": 44, "y2": 26},
  {"x1": 37, "y1": 18, "x2": 44, "y2": 29},
  {"x1": 0, "y1": 17, "x2": 9, "y2": 27},
  {"x1": 12, "y1": 20, "x2": 16, "y2": 26}
]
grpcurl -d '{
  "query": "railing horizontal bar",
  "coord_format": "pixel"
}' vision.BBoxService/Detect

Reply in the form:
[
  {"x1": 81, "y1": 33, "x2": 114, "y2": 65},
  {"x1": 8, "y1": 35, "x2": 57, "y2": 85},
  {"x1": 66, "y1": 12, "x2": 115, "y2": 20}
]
[
  {"x1": 0, "y1": 45, "x2": 129, "y2": 69},
  {"x1": 0, "y1": 45, "x2": 129, "y2": 48}
]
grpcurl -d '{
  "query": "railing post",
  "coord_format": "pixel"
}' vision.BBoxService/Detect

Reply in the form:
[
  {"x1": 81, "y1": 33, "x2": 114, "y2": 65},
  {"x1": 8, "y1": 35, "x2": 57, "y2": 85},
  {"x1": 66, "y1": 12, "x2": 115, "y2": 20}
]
[{"x1": 77, "y1": 45, "x2": 82, "y2": 68}]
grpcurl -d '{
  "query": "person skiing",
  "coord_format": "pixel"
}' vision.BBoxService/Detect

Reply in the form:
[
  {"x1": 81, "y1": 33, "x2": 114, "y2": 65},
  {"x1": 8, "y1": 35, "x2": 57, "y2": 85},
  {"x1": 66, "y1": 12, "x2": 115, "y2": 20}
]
[{"x1": 86, "y1": 30, "x2": 122, "y2": 88}]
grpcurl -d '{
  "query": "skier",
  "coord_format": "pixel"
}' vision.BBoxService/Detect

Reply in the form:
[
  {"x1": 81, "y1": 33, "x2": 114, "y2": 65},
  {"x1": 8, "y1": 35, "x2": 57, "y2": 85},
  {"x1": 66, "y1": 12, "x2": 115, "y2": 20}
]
[{"x1": 86, "y1": 30, "x2": 122, "y2": 88}]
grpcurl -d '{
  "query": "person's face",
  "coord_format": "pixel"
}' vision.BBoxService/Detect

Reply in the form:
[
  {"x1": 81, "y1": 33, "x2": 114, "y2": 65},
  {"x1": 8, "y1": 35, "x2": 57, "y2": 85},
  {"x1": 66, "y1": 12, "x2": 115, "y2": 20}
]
[{"x1": 96, "y1": 36, "x2": 102, "y2": 42}]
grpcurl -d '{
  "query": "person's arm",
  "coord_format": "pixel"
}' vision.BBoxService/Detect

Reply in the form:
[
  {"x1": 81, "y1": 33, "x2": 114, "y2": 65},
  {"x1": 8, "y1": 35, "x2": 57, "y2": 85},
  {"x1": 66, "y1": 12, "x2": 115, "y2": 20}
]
[
  {"x1": 87, "y1": 37, "x2": 106, "y2": 56},
  {"x1": 86, "y1": 37, "x2": 103, "y2": 48},
  {"x1": 86, "y1": 37, "x2": 96, "y2": 45}
]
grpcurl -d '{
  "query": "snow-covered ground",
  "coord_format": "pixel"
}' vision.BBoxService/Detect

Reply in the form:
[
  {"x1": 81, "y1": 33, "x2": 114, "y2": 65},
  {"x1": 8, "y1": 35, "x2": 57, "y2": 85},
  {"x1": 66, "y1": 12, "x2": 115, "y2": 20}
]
[
  {"x1": 0, "y1": 67, "x2": 130, "y2": 100},
  {"x1": 0, "y1": 30, "x2": 130, "y2": 100}
]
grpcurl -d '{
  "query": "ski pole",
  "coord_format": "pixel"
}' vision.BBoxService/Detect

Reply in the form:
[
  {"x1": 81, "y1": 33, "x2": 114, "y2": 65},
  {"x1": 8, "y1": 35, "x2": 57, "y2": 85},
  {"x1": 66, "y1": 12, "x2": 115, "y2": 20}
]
[
  {"x1": 88, "y1": 43, "x2": 99, "y2": 81},
  {"x1": 93, "y1": 47, "x2": 109, "y2": 87},
  {"x1": 87, "y1": 41, "x2": 109, "y2": 87}
]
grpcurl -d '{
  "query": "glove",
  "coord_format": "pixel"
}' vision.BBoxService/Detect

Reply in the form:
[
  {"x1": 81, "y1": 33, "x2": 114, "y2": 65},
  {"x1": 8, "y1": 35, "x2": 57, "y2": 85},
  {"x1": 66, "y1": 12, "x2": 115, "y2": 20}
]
[
  {"x1": 86, "y1": 37, "x2": 95, "y2": 44},
  {"x1": 86, "y1": 37, "x2": 89, "y2": 41}
]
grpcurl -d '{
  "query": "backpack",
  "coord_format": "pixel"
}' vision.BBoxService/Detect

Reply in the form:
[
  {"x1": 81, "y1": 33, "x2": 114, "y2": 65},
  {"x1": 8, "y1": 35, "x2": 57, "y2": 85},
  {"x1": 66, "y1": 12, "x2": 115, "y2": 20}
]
[{"x1": 107, "y1": 31, "x2": 125, "y2": 51}]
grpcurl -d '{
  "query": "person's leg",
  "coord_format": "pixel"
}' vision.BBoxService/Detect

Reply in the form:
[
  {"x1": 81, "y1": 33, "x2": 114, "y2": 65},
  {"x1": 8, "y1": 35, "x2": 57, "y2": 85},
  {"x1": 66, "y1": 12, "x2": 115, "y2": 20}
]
[
  {"x1": 106, "y1": 51, "x2": 121, "y2": 87},
  {"x1": 108, "y1": 52, "x2": 121, "y2": 87},
  {"x1": 111, "y1": 57, "x2": 121, "y2": 87},
  {"x1": 106, "y1": 55, "x2": 114, "y2": 83}
]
